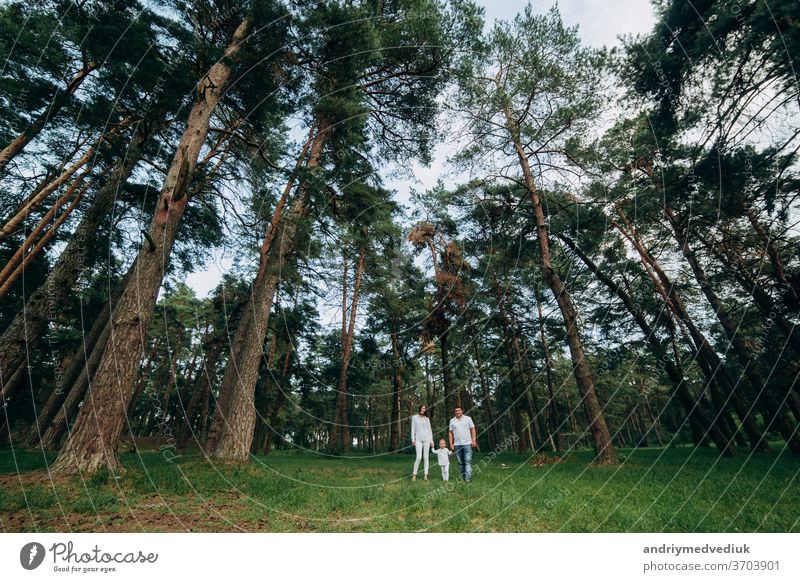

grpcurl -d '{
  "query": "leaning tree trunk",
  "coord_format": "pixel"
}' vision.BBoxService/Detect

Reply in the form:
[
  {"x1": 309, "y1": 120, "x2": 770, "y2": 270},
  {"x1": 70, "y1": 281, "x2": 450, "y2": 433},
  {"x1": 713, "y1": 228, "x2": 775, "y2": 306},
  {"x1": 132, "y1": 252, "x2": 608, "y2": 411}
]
[
  {"x1": 666, "y1": 205, "x2": 800, "y2": 455},
  {"x1": 331, "y1": 245, "x2": 365, "y2": 453},
  {"x1": 557, "y1": 232, "x2": 737, "y2": 456},
  {"x1": 503, "y1": 107, "x2": 617, "y2": 464},
  {"x1": 211, "y1": 121, "x2": 329, "y2": 462},
  {"x1": 23, "y1": 268, "x2": 129, "y2": 449},
  {"x1": 48, "y1": 18, "x2": 253, "y2": 475},
  {"x1": 0, "y1": 122, "x2": 152, "y2": 402},
  {"x1": 613, "y1": 214, "x2": 769, "y2": 453},
  {"x1": 702, "y1": 229, "x2": 800, "y2": 359},
  {"x1": 744, "y1": 204, "x2": 800, "y2": 307},
  {"x1": 0, "y1": 118, "x2": 131, "y2": 241},
  {"x1": 206, "y1": 129, "x2": 314, "y2": 451},
  {"x1": 37, "y1": 316, "x2": 114, "y2": 451},
  {"x1": 0, "y1": 172, "x2": 94, "y2": 300}
]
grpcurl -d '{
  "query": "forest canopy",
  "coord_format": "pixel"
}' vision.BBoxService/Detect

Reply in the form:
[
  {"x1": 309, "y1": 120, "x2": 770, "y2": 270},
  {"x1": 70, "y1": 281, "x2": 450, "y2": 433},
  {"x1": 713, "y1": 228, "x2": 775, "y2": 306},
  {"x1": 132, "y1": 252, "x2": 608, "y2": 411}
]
[{"x1": 0, "y1": 0, "x2": 798, "y2": 476}]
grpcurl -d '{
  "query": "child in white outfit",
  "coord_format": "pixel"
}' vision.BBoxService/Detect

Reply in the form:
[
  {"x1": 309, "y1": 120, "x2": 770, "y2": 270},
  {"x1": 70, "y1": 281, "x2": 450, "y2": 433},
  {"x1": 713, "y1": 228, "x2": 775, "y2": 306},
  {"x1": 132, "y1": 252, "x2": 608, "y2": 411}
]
[{"x1": 432, "y1": 438, "x2": 454, "y2": 481}]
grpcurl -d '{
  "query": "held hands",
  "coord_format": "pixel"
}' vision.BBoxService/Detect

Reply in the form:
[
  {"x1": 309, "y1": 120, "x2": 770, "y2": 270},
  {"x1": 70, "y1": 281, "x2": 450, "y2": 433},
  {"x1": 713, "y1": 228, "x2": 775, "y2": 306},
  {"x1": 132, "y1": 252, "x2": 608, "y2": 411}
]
[{"x1": 412, "y1": 440, "x2": 415, "y2": 446}]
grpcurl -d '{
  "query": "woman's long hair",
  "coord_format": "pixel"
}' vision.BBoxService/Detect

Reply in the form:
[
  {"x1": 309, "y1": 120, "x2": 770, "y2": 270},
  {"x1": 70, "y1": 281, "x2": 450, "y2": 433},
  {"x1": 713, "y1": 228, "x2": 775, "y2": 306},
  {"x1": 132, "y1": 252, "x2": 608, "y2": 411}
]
[{"x1": 418, "y1": 405, "x2": 428, "y2": 417}]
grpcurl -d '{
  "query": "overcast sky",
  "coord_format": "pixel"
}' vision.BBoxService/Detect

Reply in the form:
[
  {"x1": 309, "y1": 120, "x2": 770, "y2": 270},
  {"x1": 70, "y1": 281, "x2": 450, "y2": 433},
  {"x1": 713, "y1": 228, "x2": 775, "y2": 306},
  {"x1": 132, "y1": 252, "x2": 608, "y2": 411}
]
[
  {"x1": 482, "y1": 0, "x2": 655, "y2": 46},
  {"x1": 186, "y1": 0, "x2": 657, "y2": 297}
]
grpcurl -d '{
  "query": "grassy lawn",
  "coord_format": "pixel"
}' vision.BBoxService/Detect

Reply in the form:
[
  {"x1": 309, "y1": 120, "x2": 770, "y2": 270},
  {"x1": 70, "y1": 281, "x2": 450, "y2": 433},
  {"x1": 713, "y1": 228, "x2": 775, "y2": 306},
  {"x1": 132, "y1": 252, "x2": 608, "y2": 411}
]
[{"x1": 1, "y1": 445, "x2": 798, "y2": 532}]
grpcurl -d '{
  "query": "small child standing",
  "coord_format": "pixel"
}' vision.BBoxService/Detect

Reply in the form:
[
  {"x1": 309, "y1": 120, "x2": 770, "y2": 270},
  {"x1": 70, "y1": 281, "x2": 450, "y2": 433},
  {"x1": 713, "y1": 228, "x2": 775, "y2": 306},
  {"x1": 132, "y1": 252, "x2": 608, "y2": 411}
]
[{"x1": 432, "y1": 438, "x2": 454, "y2": 481}]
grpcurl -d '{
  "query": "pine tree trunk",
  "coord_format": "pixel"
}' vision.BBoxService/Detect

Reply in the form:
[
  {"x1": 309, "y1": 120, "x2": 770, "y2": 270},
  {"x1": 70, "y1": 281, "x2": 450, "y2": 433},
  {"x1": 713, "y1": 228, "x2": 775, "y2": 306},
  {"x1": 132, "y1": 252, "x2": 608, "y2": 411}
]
[
  {"x1": 558, "y1": 232, "x2": 737, "y2": 456},
  {"x1": 211, "y1": 121, "x2": 328, "y2": 462},
  {"x1": 0, "y1": 134, "x2": 108, "y2": 239},
  {"x1": 37, "y1": 317, "x2": 114, "y2": 451},
  {"x1": 666, "y1": 205, "x2": 800, "y2": 455},
  {"x1": 744, "y1": 205, "x2": 799, "y2": 307},
  {"x1": 440, "y1": 329, "x2": 459, "y2": 415},
  {"x1": 22, "y1": 272, "x2": 126, "y2": 449},
  {"x1": 613, "y1": 215, "x2": 769, "y2": 453},
  {"x1": 48, "y1": 19, "x2": 252, "y2": 474},
  {"x1": 702, "y1": 230, "x2": 800, "y2": 358},
  {"x1": 331, "y1": 245, "x2": 366, "y2": 453},
  {"x1": 0, "y1": 128, "x2": 149, "y2": 399},
  {"x1": 472, "y1": 342, "x2": 498, "y2": 451},
  {"x1": 389, "y1": 324, "x2": 404, "y2": 452},
  {"x1": 502, "y1": 107, "x2": 617, "y2": 463},
  {"x1": 0, "y1": 172, "x2": 94, "y2": 299},
  {"x1": 205, "y1": 123, "x2": 317, "y2": 447}
]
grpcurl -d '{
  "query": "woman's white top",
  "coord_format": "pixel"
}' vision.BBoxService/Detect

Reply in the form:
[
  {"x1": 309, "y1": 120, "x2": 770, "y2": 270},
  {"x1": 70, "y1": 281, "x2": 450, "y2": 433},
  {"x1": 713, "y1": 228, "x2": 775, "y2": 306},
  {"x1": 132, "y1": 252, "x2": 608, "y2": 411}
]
[{"x1": 410, "y1": 414, "x2": 433, "y2": 442}]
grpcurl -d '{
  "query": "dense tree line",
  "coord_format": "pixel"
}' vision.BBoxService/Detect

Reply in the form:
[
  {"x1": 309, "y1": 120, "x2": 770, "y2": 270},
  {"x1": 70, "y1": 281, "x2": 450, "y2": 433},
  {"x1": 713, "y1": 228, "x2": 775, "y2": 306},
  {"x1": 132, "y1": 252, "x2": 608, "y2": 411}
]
[{"x1": 0, "y1": 0, "x2": 797, "y2": 474}]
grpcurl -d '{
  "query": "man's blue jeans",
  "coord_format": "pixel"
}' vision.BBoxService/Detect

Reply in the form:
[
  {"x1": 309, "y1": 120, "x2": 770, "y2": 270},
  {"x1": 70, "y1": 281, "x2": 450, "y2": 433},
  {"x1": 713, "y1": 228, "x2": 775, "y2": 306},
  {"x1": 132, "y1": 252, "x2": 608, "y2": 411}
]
[{"x1": 454, "y1": 445, "x2": 473, "y2": 481}]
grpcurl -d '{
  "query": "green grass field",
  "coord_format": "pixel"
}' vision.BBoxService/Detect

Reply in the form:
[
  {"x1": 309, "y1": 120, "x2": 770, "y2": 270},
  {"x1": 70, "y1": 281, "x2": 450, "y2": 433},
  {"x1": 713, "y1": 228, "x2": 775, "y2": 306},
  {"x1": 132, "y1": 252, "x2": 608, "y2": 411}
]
[{"x1": 1, "y1": 445, "x2": 798, "y2": 532}]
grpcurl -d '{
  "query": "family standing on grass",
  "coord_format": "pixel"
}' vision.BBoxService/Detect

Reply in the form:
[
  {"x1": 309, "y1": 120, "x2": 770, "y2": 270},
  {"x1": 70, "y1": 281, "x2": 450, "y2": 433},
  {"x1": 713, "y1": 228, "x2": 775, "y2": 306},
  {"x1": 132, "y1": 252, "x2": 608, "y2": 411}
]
[{"x1": 410, "y1": 405, "x2": 477, "y2": 482}]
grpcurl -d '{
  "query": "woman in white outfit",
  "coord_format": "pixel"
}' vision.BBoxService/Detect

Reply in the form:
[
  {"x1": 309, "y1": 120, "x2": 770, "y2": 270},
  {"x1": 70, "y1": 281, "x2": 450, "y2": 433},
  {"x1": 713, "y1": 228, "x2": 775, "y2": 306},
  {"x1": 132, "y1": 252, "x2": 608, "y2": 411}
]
[{"x1": 410, "y1": 405, "x2": 433, "y2": 481}]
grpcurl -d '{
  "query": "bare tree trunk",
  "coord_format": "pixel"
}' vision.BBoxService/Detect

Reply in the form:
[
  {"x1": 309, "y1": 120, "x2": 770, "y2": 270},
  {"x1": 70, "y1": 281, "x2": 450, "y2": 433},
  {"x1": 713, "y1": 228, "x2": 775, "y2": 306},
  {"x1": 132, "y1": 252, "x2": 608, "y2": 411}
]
[
  {"x1": 472, "y1": 342, "x2": 498, "y2": 450},
  {"x1": 534, "y1": 288, "x2": 565, "y2": 451},
  {"x1": 48, "y1": 19, "x2": 252, "y2": 474},
  {"x1": 331, "y1": 245, "x2": 366, "y2": 453},
  {"x1": 389, "y1": 323, "x2": 404, "y2": 452}
]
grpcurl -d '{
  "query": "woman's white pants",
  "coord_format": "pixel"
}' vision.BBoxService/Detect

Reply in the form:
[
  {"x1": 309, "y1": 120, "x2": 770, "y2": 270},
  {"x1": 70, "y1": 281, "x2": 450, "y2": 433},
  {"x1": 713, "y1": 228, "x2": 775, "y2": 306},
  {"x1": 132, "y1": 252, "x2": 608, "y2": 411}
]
[{"x1": 413, "y1": 440, "x2": 431, "y2": 475}]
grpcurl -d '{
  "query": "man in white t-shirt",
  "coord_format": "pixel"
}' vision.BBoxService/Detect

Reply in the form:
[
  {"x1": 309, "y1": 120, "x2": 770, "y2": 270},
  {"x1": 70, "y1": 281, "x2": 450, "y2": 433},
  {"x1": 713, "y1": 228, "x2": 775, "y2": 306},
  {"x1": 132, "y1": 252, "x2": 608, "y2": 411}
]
[{"x1": 448, "y1": 407, "x2": 476, "y2": 482}]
